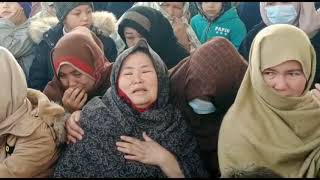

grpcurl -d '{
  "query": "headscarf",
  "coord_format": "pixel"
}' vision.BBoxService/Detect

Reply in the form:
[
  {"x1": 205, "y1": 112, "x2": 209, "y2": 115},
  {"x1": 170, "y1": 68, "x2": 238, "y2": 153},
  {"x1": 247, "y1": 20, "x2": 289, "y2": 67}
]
[
  {"x1": 43, "y1": 26, "x2": 113, "y2": 103},
  {"x1": 218, "y1": 24, "x2": 320, "y2": 178},
  {"x1": 118, "y1": 6, "x2": 189, "y2": 69},
  {"x1": 260, "y1": 2, "x2": 320, "y2": 37},
  {"x1": 0, "y1": 47, "x2": 42, "y2": 136},
  {"x1": 52, "y1": 39, "x2": 209, "y2": 177}
]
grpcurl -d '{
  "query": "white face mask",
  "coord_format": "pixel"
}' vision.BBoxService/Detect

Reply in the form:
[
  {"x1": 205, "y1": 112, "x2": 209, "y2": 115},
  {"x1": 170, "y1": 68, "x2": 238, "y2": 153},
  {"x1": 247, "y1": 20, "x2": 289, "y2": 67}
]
[
  {"x1": 265, "y1": 4, "x2": 298, "y2": 25},
  {"x1": 188, "y1": 98, "x2": 216, "y2": 115}
]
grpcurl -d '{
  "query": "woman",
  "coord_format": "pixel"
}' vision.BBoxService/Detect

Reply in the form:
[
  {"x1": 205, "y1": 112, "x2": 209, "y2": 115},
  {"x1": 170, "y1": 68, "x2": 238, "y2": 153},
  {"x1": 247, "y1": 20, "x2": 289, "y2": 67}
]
[
  {"x1": 0, "y1": 2, "x2": 35, "y2": 81},
  {"x1": 28, "y1": 2, "x2": 117, "y2": 91},
  {"x1": 239, "y1": 2, "x2": 320, "y2": 84},
  {"x1": 218, "y1": 24, "x2": 320, "y2": 178},
  {"x1": 43, "y1": 26, "x2": 112, "y2": 113},
  {"x1": 52, "y1": 39, "x2": 208, "y2": 178},
  {"x1": 191, "y1": 2, "x2": 247, "y2": 49},
  {"x1": 0, "y1": 46, "x2": 66, "y2": 177},
  {"x1": 169, "y1": 37, "x2": 248, "y2": 177},
  {"x1": 118, "y1": 6, "x2": 189, "y2": 69}
]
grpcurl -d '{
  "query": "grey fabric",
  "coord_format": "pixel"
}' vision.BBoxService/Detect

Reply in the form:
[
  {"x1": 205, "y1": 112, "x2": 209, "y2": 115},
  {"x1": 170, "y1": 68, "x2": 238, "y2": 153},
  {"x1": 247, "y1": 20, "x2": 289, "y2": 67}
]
[
  {"x1": 54, "y1": 2, "x2": 94, "y2": 22},
  {"x1": 53, "y1": 39, "x2": 209, "y2": 178}
]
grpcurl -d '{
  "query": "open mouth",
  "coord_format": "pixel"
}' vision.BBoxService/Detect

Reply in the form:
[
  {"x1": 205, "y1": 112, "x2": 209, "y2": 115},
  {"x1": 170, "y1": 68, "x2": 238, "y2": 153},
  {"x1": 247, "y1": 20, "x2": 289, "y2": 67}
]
[{"x1": 132, "y1": 88, "x2": 147, "y2": 94}]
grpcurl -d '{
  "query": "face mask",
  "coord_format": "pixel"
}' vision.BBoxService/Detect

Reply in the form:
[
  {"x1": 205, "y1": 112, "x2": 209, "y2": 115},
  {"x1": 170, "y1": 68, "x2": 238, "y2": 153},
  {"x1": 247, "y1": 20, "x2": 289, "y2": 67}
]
[
  {"x1": 265, "y1": 4, "x2": 298, "y2": 25},
  {"x1": 188, "y1": 98, "x2": 216, "y2": 115}
]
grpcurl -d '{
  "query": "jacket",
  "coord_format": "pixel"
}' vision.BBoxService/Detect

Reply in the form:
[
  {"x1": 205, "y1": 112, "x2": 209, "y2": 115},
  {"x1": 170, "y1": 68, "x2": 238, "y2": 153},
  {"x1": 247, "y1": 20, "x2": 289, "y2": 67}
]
[{"x1": 28, "y1": 11, "x2": 118, "y2": 91}]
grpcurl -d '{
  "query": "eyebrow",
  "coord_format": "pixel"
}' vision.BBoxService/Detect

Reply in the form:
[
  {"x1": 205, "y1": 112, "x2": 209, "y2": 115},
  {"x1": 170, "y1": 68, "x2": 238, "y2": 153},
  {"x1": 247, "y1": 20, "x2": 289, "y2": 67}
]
[
  {"x1": 122, "y1": 64, "x2": 152, "y2": 70},
  {"x1": 287, "y1": 69, "x2": 303, "y2": 73}
]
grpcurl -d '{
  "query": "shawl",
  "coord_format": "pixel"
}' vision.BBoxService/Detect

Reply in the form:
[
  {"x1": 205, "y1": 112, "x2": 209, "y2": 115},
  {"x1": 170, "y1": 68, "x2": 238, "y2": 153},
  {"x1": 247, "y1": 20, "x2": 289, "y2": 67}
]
[
  {"x1": 218, "y1": 24, "x2": 320, "y2": 178},
  {"x1": 52, "y1": 39, "x2": 209, "y2": 177},
  {"x1": 43, "y1": 26, "x2": 113, "y2": 104}
]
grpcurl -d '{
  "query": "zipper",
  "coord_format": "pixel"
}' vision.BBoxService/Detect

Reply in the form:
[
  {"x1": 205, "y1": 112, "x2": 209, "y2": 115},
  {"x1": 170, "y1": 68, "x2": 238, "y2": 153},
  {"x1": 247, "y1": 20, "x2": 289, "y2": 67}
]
[{"x1": 204, "y1": 21, "x2": 213, "y2": 42}]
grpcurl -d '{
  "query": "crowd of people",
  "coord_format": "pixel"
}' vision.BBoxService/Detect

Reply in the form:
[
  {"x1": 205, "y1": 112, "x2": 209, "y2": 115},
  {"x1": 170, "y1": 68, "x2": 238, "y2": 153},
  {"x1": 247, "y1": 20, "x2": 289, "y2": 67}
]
[{"x1": 0, "y1": 1, "x2": 320, "y2": 178}]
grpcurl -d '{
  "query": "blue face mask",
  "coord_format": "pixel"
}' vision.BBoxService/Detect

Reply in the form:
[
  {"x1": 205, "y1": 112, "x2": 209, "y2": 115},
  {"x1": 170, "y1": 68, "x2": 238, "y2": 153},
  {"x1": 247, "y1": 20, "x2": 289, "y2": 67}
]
[
  {"x1": 188, "y1": 98, "x2": 216, "y2": 115},
  {"x1": 265, "y1": 4, "x2": 298, "y2": 25}
]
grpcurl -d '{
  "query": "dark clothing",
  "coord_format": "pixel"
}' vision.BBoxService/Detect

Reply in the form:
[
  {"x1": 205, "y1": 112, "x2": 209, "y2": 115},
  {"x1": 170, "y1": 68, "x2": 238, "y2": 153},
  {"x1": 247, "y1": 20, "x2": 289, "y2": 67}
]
[
  {"x1": 239, "y1": 22, "x2": 320, "y2": 85},
  {"x1": 93, "y1": 2, "x2": 134, "y2": 19},
  {"x1": 29, "y1": 23, "x2": 117, "y2": 91},
  {"x1": 237, "y1": 2, "x2": 262, "y2": 32},
  {"x1": 118, "y1": 6, "x2": 189, "y2": 69},
  {"x1": 53, "y1": 39, "x2": 208, "y2": 178}
]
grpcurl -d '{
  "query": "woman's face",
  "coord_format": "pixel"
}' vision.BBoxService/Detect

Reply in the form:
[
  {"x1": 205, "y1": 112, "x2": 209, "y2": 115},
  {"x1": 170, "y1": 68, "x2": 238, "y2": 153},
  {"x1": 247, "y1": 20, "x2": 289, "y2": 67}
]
[
  {"x1": 262, "y1": 60, "x2": 307, "y2": 97},
  {"x1": 0, "y1": 2, "x2": 21, "y2": 18},
  {"x1": 64, "y1": 5, "x2": 93, "y2": 32},
  {"x1": 201, "y1": 2, "x2": 222, "y2": 19},
  {"x1": 160, "y1": 2, "x2": 184, "y2": 18},
  {"x1": 58, "y1": 64, "x2": 95, "y2": 93},
  {"x1": 124, "y1": 27, "x2": 143, "y2": 48},
  {"x1": 118, "y1": 51, "x2": 158, "y2": 109},
  {"x1": 47, "y1": 4, "x2": 56, "y2": 17}
]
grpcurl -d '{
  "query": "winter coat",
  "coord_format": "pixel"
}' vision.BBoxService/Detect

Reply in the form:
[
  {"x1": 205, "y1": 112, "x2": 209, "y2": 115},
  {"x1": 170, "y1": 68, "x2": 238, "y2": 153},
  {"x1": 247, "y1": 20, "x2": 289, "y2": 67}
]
[
  {"x1": 53, "y1": 39, "x2": 209, "y2": 178},
  {"x1": 28, "y1": 11, "x2": 118, "y2": 91},
  {"x1": 0, "y1": 19, "x2": 35, "y2": 80},
  {"x1": 239, "y1": 22, "x2": 320, "y2": 85},
  {"x1": 0, "y1": 46, "x2": 66, "y2": 177},
  {"x1": 191, "y1": 7, "x2": 247, "y2": 49}
]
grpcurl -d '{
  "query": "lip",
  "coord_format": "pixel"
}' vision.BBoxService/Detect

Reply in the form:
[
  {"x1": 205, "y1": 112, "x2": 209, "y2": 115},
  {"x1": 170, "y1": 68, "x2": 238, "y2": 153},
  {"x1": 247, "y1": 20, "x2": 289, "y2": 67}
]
[{"x1": 132, "y1": 87, "x2": 147, "y2": 94}]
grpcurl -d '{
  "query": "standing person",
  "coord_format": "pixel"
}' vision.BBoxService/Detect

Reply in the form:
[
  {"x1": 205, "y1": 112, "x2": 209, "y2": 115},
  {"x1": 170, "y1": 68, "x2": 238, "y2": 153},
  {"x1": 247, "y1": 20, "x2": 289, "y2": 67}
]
[
  {"x1": 28, "y1": 2, "x2": 117, "y2": 91},
  {"x1": 191, "y1": 2, "x2": 247, "y2": 49},
  {"x1": 43, "y1": 26, "x2": 113, "y2": 113},
  {"x1": 0, "y1": 46, "x2": 66, "y2": 177},
  {"x1": 239, "y1": 2, "x2": 320, "y2": 84},
  {"x1": 169, "y1": 37, "x2": 248, "y2": 177},
  {"x1": 52, "y1": 39, "x2": 209, "y2": 178},
  {"x1": 0, "y1": 2, "x2": 35, "y2": 81},
  {"x1": 118, "y1": 6, "x2": 189, "y2": 69},
  {"x1": 218, "y1": 24, "x2": 320, "y2": 178}
]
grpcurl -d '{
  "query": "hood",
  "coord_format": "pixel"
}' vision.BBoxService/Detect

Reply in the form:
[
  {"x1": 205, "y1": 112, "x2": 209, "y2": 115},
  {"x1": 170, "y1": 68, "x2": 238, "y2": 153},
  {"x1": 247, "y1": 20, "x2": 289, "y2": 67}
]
[
  {"x1": 29, "y1": 11, "x2": 117, "y2": 44},
  {"x1": 27, "y1": 88, "x2": 66, "y2": 145}
]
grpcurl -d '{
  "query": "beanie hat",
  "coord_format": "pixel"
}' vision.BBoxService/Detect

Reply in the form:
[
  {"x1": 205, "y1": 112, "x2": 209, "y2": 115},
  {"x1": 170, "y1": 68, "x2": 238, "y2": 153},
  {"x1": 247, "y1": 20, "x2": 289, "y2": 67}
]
[
  {"x1": 18, "y1": 2, "x2": 32, "y2": 18},
  {"x1": 54, "y1": 2, "x2": 94, "y2": 22}
]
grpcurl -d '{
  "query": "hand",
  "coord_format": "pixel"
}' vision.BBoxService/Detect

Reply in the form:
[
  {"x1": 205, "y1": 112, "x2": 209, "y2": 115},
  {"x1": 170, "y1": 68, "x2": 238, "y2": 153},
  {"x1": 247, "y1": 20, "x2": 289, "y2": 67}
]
[
  {"x1": 62, "y1": 88, "x2": 88, "y2": 113},
  {"x1": 116, "y1": 132, "x2": 173, "y2": 166},
  {"x1": 311, "y1": 83, "x2": 320, "y2": 106},
  {"x1": 7, "y1": 7, "x2": 27, "y2": 26},
  {"x1": 66, "y1": 110, "x2": 84, "y2": 144}
]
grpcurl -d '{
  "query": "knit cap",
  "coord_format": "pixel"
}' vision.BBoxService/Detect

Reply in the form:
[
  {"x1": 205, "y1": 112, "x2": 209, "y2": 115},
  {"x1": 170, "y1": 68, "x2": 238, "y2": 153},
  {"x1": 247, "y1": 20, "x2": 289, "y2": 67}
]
[
  {"x1": 54, "y1": 2, "x2": 94, "y2": 22},
  {"x1": 18, "y1": 2, "x2": 32, "y2": 18}
]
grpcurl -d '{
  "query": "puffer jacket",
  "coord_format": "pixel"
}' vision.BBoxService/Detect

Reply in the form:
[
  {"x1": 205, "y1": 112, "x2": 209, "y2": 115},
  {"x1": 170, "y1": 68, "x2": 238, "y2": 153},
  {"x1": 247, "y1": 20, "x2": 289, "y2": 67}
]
[{"x1": 28, "y1": 11, "x2": 118, "y2": 91}]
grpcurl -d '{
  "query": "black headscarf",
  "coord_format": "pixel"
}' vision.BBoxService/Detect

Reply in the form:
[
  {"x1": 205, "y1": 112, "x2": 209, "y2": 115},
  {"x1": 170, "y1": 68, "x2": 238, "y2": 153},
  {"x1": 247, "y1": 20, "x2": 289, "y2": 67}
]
[
  {"x1": 52, "y1": 39, "x2": 208, "y2": 178},
  {"x1": 118, "y1": 6, "x2": 189, "y2": 69}
]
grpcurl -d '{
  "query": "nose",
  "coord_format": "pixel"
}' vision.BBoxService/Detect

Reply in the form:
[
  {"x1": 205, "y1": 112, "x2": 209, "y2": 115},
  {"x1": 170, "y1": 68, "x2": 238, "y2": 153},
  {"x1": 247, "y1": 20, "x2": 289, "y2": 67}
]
[
  {"x1": 272, "y1": 75, "x2": 288, "y2": 91},
  {"x1": 132, "y1": 72, "x2": 143, "y2": 84},
  {"x1": 68, "y1": 77, "x2": 78, "y2": 88},
  {"x1": 81, "y1": 13, "x2": 89, "y2": 21}
]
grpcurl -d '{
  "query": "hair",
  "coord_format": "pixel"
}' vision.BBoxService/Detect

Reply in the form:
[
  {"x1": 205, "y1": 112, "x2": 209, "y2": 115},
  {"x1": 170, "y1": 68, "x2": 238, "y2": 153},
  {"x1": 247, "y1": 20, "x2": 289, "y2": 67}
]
[{"x1": 221, "y1": 166, "x2": 283, "y2": 178}]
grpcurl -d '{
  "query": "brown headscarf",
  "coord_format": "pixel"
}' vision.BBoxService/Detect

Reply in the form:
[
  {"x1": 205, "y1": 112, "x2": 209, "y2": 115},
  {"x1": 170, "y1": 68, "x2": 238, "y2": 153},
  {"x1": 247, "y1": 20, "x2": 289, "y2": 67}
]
[
  {"x1": 0, "y1": 47, "x2": 42, "y2": 136},
  {"x1": 218, "y1": 24, "x2": 320, "y2": 178},
  {"x1": 43, "y1": 26, "x2": 113, "y2": 103},
  {"x1": 260, "y1": 2, "x2": 320, "y2": 37}
]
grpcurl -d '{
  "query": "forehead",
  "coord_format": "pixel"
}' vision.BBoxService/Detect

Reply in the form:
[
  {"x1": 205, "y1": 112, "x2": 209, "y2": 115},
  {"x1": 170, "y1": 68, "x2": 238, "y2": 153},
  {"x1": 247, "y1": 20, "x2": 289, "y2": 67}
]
[
  {"x1": 121, "y1": 52, "x2": 154, "y2": 68},
  {"x1": 70, "y1": 4, "x2": 91, "y2": 11},
  {"x1": 0, "y1": 2, "x2": 20, "y2": 8}
]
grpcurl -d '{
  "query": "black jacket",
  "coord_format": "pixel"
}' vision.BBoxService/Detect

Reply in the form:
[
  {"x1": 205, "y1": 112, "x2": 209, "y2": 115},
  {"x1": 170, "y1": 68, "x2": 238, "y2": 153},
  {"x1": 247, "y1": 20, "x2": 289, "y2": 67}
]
[{"x1": 28, "y1": 12, "x2": 118, "y2": 91}]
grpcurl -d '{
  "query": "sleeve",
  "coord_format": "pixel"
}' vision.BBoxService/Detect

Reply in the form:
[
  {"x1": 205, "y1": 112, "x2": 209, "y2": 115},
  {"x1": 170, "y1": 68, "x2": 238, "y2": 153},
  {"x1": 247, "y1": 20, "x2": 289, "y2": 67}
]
[
  {"x1": 28, "y1": 42, "x2": 51, "y2": 91},
  {"x1": 230, "y1": 21, "x2": 247, "y2": 50},
  {"x1": 0, "y1": 123, "x2": 58, "y2": 177}
]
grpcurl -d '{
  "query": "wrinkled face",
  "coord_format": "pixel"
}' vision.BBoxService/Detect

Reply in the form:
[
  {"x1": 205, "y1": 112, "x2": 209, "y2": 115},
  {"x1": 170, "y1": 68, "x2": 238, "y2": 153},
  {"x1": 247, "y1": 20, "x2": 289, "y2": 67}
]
[
  {"x1": 124, "y1": 27, "x2": 143, "y2": 48},
  {"x1": 262, "y1": 60, "x2": 307, "y2": 97},
  {"x1": 118, "y1": 51, "x2": 158, "y2": 109},
  {"x1": 160, "y1": 2, "x2": 184, "y2": 18},
  {"x1": 64, "y1": 5, "x2": 93, "y2": 32},
  {"x1": 0, "y1": 2, "x2": 21, "y2": 18},
  {"x1": 201, "y1": 2, "x2": 222, "y2": 19},
  {"x1": 58, "y1": 64, "x2": 95, "y2": 93}
]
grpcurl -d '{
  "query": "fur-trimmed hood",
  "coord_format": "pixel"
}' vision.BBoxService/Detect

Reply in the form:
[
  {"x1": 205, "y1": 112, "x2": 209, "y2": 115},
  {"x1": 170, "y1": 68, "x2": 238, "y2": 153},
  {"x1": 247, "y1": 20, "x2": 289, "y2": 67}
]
[
  {"x1": 27, "y1": 88, "x2": 67, "y2": 145},
  {"x1": 29, "y1": 11, "x2": 117, "y2": 44}
]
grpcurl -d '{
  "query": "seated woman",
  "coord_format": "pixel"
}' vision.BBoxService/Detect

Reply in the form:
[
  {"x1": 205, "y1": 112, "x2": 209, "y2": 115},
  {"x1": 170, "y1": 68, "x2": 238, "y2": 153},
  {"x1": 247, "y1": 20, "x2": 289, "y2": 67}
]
[
  {"x1": 218, "y1": 24, "x2": 320, "y2": 178},
  {"x1": 118, "y1": 6, "x2": 189, "y2": 69},
  {"x1": 52, "y1": 39, "x2": 209, "y2": 177},
  {"x1": 43, "y1": 26, "x2": 113, "y2": 113},
  {"x1": 0, "y1": 46, "x2": 65, "y2": 177}
]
